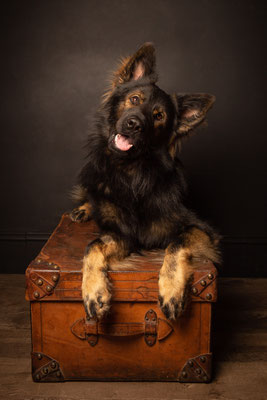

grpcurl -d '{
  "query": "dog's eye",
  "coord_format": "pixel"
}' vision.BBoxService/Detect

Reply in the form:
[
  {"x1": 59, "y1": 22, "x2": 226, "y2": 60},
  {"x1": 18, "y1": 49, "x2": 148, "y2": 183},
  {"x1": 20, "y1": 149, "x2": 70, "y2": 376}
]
[
  {"x1": 130, "y1": 95, "x2": 140, "y2": 105},
  {"x1": 154, "y1": 112, "x2": 164, "y2": 121}
]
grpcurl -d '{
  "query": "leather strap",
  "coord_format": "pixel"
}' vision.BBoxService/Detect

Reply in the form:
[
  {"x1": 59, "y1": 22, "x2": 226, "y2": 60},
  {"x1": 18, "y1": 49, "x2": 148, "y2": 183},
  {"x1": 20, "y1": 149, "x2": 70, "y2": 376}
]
[{"x1": 71, "y1": 309, "x2": 173, "y2": 347}]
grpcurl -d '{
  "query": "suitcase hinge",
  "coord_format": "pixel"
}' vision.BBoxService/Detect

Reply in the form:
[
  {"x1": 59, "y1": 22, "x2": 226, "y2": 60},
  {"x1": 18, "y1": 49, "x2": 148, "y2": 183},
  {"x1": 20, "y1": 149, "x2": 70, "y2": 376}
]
[
  {"x1": 27, "y1": 259, "x2": 61, "y2": 300},
  {"x1": 178, "y1": 353, "x2": 212, "y2": 382},
  {"x1": 32, "y1": 352, "x2": 64, "y2": 382},
  {"x1": 191, "y1": 270, "x2": 217, "y2": 301}
]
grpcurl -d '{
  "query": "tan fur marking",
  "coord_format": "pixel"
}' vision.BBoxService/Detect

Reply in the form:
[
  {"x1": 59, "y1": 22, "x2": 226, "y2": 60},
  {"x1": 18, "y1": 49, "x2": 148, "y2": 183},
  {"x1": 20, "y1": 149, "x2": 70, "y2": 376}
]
[
  {"x1": 82, "y1": 237, "x2": 130, "y2": 318},
  {"x1": 113, "y1": 56, "x2": 132, "y2": 86},
  {"x1": 168, "y1": 134, "x2": 182, "y2": 159},
  {"x1": 159, "y1": 228, "x2": 220, "y2": 319},
  {"x1": 104, "y1": 186, "x2": 111, "y2": 195},
  {"x1": 84, "y1": 246, "x2": 105, "y2": 270},
  {"x1": 183, "y1": 228, "x2": 221, "y2": 264},
  {"x1": 125, "y1": 91, "x2": 145, "y2": 107},
  {"x1": 82, "y1": 251, "x2": 111, "y2": 319},
  {"x1": 81, "y1": 202, "x2": 92, "y2": 216},
  {"x1": 178, "y1": 124, "x2": 193, "y2": 133},
  {"x1": 101, "y1": 56, "x2": 132, "y2": 103},
  {"x1": 116, "y1": 91, "x2": 145, "y2": 119},
  {"x1": 117, "y1": 101, "x2": 126, "y2": 119},
  {"x1": 153, "y1": 108, "x2": 166, "y2": 127},
  {"x1": 158, "y1": 247, "x2": 193, "y2": 320},
  {"x1": 148, "y1": 219, "x2": 173, "y2": 241},
  {"x1": 102, "y1": 237, "x2": 128, "y2": 262},
  {"x1": 70, "y1": 202, "x2": 92, "y2": 223},
  {"x1": 99, "y1": 201, "x2": 120, "y2": 224},
  {"x1": 97, "y1": 183, "x2": 111, "y2": 195}
]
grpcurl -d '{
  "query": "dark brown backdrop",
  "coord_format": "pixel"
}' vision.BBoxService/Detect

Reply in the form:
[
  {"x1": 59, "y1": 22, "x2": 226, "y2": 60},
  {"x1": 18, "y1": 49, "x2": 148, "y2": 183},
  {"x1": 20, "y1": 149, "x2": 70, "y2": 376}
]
[{"x1": 1, "y1": 0, "x2": 266, "y2": 275}]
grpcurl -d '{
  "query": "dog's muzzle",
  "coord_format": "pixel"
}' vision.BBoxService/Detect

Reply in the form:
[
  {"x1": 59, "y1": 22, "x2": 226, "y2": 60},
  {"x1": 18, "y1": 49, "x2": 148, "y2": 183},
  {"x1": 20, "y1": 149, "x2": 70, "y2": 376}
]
[{"x1": 114, "y1": 113, "x2": 146, "y2": 152}]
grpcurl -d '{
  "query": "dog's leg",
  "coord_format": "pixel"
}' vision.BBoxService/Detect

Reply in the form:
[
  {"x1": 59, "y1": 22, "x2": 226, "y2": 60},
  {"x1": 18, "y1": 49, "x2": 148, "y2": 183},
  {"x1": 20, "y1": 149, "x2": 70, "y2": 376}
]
[
  {"x1": 158, "y1": 227, "x2": 220, "y2": 320},
  {"x1": 82, "y1": 235, "x2": 130, "y2": 319},
  {"x1": 70, "y1": 202, "x2": 92, "y2": 223}
]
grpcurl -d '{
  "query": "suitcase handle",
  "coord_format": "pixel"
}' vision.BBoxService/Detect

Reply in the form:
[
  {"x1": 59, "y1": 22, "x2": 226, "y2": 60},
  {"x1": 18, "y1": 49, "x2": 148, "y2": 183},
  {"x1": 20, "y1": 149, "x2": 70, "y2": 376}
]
[{"x1": 71, "y1": 309, "x2": 173, "y2": 347}]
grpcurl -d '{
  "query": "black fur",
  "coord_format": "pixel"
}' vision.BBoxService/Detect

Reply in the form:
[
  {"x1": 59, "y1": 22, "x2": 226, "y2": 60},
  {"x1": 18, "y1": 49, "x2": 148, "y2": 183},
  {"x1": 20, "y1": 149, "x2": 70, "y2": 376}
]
[{"x1": 74, "y1": 43, "x2": 219, "y2": 253}]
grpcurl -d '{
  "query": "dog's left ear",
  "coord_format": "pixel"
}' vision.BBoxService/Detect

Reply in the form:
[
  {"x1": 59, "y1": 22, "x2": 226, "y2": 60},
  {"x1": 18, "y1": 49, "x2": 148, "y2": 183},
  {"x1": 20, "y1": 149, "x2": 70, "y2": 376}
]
[
  {"x1": 173, "y1": 93, "x2": 215, "y2": 135},
  {"x1": 112, "y1": 42, "x2": 157, "y2": 86},
  {"x1": 168, "y1": 93, "x2": 215, "y2": 157}
]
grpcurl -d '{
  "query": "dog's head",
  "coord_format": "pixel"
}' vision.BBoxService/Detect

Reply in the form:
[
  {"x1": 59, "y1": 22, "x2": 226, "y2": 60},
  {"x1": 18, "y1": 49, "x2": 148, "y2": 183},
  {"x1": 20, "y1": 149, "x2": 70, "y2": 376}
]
[{"x1": 102, "y1": 43, "x2": 215, "y2": 159}]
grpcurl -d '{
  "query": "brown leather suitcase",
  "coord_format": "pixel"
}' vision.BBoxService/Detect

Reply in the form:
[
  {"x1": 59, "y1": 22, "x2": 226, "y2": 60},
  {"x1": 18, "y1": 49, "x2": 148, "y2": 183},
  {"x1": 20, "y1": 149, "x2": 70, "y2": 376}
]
[{"x1": 25, "y1": 213, "x2": 218, "y2": 382}]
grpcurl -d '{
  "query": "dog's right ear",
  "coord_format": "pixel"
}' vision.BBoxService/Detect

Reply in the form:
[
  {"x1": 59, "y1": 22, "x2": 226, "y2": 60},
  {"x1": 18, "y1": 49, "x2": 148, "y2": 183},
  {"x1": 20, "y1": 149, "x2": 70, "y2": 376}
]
[{"x1": 112, "y1": 42, "x2": 157, "y2": 87}]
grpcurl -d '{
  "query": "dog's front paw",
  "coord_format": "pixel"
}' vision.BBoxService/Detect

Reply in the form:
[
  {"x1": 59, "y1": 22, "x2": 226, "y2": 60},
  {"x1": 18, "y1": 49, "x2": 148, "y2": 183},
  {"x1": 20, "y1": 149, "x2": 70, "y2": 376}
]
[
  {"x1": 82, "y1": 269, "x2": 112, "y2": 319},
  {"x1": 158, "y1": 272, "x2": 188, "y2": 320},
  {"x1": 70, "y1": 203, "x2": 92, "y2": 223}
]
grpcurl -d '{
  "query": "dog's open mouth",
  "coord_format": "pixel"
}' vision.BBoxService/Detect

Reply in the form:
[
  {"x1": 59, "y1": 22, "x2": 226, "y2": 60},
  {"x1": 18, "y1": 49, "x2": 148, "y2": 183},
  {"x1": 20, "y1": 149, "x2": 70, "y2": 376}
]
[{"x1": 114, "y1": 134, "x2": 134, "y2": 151}]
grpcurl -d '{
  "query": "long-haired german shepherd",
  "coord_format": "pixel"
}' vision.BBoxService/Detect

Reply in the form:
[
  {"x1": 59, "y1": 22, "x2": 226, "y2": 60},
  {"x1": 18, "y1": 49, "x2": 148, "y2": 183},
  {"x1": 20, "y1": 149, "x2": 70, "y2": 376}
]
[{"x1": 70, "y1": 43, "x2": 220, "y2": 320}]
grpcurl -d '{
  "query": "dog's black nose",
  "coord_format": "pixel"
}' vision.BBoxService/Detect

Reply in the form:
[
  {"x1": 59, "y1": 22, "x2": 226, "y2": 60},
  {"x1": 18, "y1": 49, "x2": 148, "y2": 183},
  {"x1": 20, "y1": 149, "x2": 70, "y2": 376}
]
[{"x1": 126, "y1": 117, "x2": 142, "y2": 133}]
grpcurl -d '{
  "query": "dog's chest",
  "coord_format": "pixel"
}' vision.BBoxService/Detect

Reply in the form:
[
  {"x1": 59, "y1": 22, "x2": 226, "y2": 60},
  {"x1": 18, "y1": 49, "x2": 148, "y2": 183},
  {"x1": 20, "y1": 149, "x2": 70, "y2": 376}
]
[{"x1": 25, "y1": 213, "x2": 217, "y2": 382}]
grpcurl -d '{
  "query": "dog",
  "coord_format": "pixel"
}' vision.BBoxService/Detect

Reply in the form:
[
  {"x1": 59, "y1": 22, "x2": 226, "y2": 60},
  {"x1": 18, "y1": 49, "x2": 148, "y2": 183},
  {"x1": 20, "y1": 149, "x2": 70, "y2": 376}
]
[{"x1": 70, "y1": 43, "x2": 220, "y2": 321}]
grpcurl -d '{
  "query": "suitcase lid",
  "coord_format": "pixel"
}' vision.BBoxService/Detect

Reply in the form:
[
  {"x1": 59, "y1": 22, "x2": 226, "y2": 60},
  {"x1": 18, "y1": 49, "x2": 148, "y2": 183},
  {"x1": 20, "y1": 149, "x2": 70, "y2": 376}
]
[{"x1": 25, "y1": 213, "x2": 218, "y2": 303}]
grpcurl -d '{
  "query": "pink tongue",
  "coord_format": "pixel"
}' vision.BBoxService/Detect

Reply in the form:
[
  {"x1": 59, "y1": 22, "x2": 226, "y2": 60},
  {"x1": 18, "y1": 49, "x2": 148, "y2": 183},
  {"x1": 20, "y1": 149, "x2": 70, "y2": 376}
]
[{"x1": 115, "y1": 134, "x2": 133, "y2": 151}]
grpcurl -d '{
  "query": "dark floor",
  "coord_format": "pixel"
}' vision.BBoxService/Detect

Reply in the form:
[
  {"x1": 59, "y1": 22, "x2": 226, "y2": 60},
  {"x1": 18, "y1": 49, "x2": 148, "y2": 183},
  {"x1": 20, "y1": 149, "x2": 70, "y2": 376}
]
[{"x1": 0, "y1": 275, "x2": 267, "y2": 400}]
